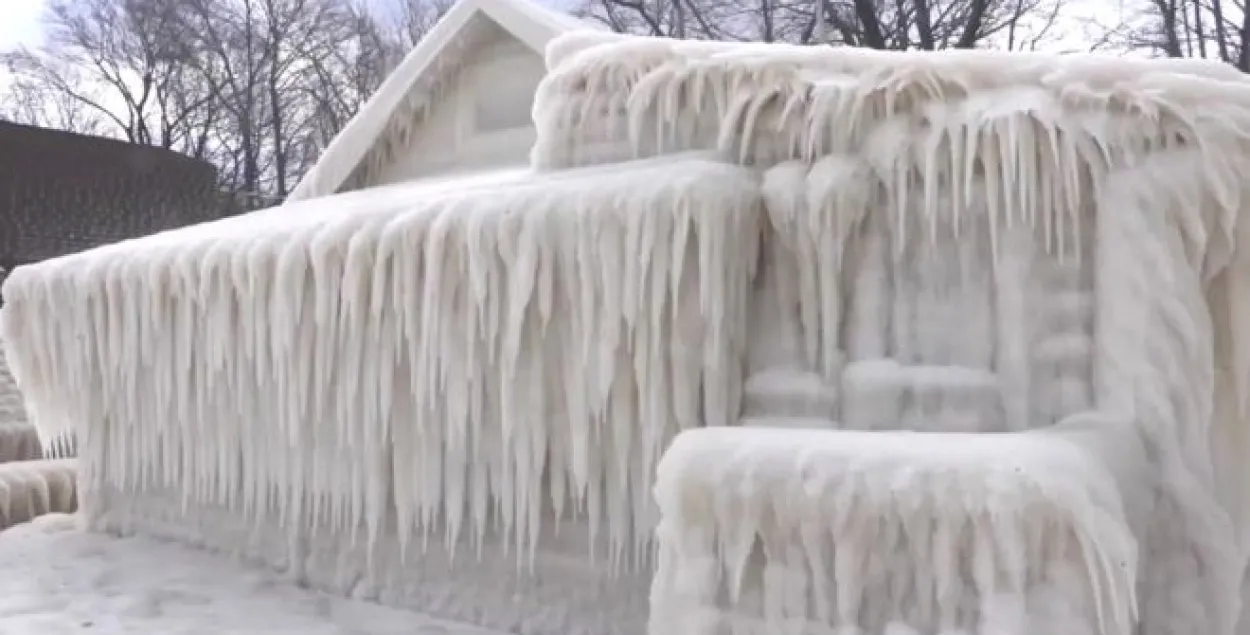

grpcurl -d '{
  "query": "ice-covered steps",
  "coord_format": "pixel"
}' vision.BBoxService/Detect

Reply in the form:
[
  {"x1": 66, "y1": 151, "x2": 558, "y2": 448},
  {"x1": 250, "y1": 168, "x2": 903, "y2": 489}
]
[
  {"x1": 1031, "y1": 333, "x2": 1094, "y2": 374},
  {"x1": 740, "y1": 416, "x2": 835, "y2": 429},
  {"x1": 841, "y1": 360, "x2": 1004, "y2": 433},
  {"x1": 1039, "y1": 290, "x2": 1095, "y2": 334},
  {"x1": 1028, "y1": 286, "x2": 1096, "y2": 427},
  {"x1": 741, "y1": 369, "x2": 839, "y2": 419},
  {"x1": 0, "y1": 425, "x2": 76, "y2": 463}
]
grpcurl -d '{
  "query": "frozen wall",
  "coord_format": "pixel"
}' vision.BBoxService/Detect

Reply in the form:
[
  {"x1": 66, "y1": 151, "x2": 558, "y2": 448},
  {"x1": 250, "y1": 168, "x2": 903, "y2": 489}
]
[
  {"x1": 372, "y1": 23, "x2": 547, "y2": 185},
  {"x1": 0, "y1": 157, "x2": 760, "y2": 635},
  {"x1": 528, "y1": 33, "x2": 1250, "y2": 635}
]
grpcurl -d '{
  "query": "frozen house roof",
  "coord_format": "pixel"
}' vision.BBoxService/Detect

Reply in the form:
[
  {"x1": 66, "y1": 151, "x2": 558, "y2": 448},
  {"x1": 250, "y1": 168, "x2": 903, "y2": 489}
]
[
  {"x1": 0, "y1": 121, "x2": 221, "y2": 266},
  {"x1": 286, "y1": 0, "x2": 593, "y2": 202}
]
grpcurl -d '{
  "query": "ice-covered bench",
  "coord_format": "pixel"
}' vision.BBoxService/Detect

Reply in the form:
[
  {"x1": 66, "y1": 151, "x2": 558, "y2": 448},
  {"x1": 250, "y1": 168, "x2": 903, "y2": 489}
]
[{"x1": 653, "y1": 422, "x2": 1150, "y2": 635}]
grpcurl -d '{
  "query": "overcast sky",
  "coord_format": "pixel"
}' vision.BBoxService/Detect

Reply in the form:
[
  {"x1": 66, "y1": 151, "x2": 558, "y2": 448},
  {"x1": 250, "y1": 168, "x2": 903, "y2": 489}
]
[
  {"x1": 0, "y1": 0, "x2": 1134, "y2": 95},
  {"x1": 0, "y1": 0, "x2": 46, "y2": 52},
  {"x1": 0, "y1": 0, "x2": 1133, "y2": 53}
]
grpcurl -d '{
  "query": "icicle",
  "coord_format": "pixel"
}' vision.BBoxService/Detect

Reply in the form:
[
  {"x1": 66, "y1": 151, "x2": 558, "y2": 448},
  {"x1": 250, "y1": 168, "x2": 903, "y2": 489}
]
[{"x1": 0, "y1": 158, "x2": 755, "y2": 603}]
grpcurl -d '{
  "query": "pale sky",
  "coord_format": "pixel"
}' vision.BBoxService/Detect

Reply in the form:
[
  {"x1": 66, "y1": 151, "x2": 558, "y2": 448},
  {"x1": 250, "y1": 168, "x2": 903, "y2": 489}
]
[
  {"x1": 0, "y1": 0, "x2": 1130, "y2": 55},
  {"x1": 0, "y1": 0, "x2": 46, "y2": 52},
  {"x1": 0, "y1": 0, "x2": 1136, "y2": 96}
]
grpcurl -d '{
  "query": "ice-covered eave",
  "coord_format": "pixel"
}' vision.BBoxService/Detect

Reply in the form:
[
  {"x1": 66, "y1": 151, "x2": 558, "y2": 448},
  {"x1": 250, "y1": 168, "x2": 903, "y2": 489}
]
[
  {"x1": 5, "y1": 169, "x2": 537, "y2": 279},
  {"x1": 542, "y1": 30, "x2": 1250, "y2": 83},
  {"x1": 286, "y1": 0, "x2": 594, "y2": 204},
  {"x1": 533, "y1": 32, "x2": 1250, "y2": 173}
]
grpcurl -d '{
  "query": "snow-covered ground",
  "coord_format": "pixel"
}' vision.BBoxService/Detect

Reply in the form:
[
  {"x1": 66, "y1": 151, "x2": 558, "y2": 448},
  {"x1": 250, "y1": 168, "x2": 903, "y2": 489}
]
[{"x1": 0, "y1": 514, "x2": 508, "y2": 635}]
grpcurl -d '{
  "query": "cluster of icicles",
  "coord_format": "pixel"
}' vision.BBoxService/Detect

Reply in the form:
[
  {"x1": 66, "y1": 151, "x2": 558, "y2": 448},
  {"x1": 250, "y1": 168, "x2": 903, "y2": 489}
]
[
  {"x1": 0, "y1": 158, "x2": 760, "y2": 569},
  {"x1": 6, "y1": 29, "x2": 1250, "y2": 635},
  {"x1": 533, "y1": 32, "x2": 1250, "y2": 241}
]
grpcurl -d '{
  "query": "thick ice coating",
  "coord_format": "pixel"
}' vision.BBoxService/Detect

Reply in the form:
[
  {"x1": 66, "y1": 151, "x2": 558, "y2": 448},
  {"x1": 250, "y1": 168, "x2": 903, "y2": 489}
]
[
  {"x1": 531, "y1": 32, "x2": 1250, "y2": 172},
  {"x1": 0, "y1": 156, "x2": 761, "y2": 576},
  {"x1": 9, "y1": 26, "x2": 1250, "y2": 635},
  {"x1": 526, "y1": 34, "x2": 1250, "y2": 635}
]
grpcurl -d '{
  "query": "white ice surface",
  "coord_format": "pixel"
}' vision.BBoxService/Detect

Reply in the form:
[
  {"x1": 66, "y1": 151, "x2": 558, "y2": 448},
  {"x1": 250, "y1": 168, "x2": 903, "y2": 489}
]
[
  {"x1": 0, "y1": 155, "x2": 751, "y2": 635},
  {"x1": 0, "y1": 514, "x2": 510, "y2": 635}
]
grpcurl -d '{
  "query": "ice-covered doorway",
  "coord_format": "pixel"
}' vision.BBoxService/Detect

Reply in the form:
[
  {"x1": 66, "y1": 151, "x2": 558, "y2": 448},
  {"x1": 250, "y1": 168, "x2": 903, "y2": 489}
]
[
  {"x1": 744, "y1": 158, "x2": 1096, "y2": 434},
  {"x1": 694, "y1": 155, "x2": 1125, "y2": 635}
]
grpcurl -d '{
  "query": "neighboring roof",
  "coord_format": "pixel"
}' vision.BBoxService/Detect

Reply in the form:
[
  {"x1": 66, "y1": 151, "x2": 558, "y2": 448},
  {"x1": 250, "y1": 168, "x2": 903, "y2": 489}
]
[
  {"x1": 0, "y1": 120, "x2": 215, "y2": 180},
  {"x1": 0, "y1": 121, "x2": 222, "y2": 264},
  {"x1": 286, "y1": 0, "x2": 593, "y2": 203}
]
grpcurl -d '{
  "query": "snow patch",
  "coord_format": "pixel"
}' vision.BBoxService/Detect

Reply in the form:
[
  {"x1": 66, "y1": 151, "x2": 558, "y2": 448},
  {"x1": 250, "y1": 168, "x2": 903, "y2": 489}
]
[{"x1": 0, "y1": 514, "x2": 508, "y2": 635}]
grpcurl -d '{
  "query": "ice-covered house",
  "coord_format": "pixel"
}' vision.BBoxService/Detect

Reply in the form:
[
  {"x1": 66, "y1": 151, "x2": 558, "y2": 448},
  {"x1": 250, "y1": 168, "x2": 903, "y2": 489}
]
[{"x1": 8, "y1": 5, "x2": 1250, "y2": 635}]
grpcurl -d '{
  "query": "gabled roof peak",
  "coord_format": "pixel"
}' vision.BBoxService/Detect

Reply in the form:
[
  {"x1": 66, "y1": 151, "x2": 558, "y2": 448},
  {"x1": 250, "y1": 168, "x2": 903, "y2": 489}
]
[{"x1": 287, "y1": 0, "x2": 592, "y2": 202}]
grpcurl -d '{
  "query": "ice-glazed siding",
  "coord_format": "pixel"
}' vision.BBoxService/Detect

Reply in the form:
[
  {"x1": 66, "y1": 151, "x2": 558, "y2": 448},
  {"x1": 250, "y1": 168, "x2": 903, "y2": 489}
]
[{"x1": 373, "y1": 26, "x2": 545, "y2": 185}]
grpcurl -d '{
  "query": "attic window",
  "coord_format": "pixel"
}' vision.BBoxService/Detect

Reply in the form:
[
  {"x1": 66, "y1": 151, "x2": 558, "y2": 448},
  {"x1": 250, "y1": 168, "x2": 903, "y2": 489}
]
[{"x1": 473, "y1": 81, "x2": 535, "y2": 132}]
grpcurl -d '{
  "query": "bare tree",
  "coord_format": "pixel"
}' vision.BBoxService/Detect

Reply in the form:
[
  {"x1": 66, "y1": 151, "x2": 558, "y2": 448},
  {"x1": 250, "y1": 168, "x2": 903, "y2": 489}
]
[
  {"x1": 0, "y1": 0, "x2": 216, "y2": 148},
  {"x1": 582, "y1": 0, "x2": 1067, "y2": 49},
  {"x1": 0, "y1": 61, "x2": 107, "y2": 134},
  {"x1": 291, "y1": 0, "x2": 453, "y2": 182},
  {"x1": 173, "y1": 0, "x2": 333, "y2": 199},
  {"x1": 391, "y1": 0, "x2": 458, "y2": 49},
  {"x1": 1104, "y1": 0, "x2": 1248, "y2": 69},
  {"x1": 0, "y1": 0, "x2": 436, "y2": 204}
]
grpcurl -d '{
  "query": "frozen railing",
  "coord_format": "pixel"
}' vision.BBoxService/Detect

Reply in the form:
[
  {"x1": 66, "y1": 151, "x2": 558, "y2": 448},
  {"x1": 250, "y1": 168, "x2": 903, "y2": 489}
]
[{"x1": 651, "y1": 425, "x2": 1141, "y2": 635}]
